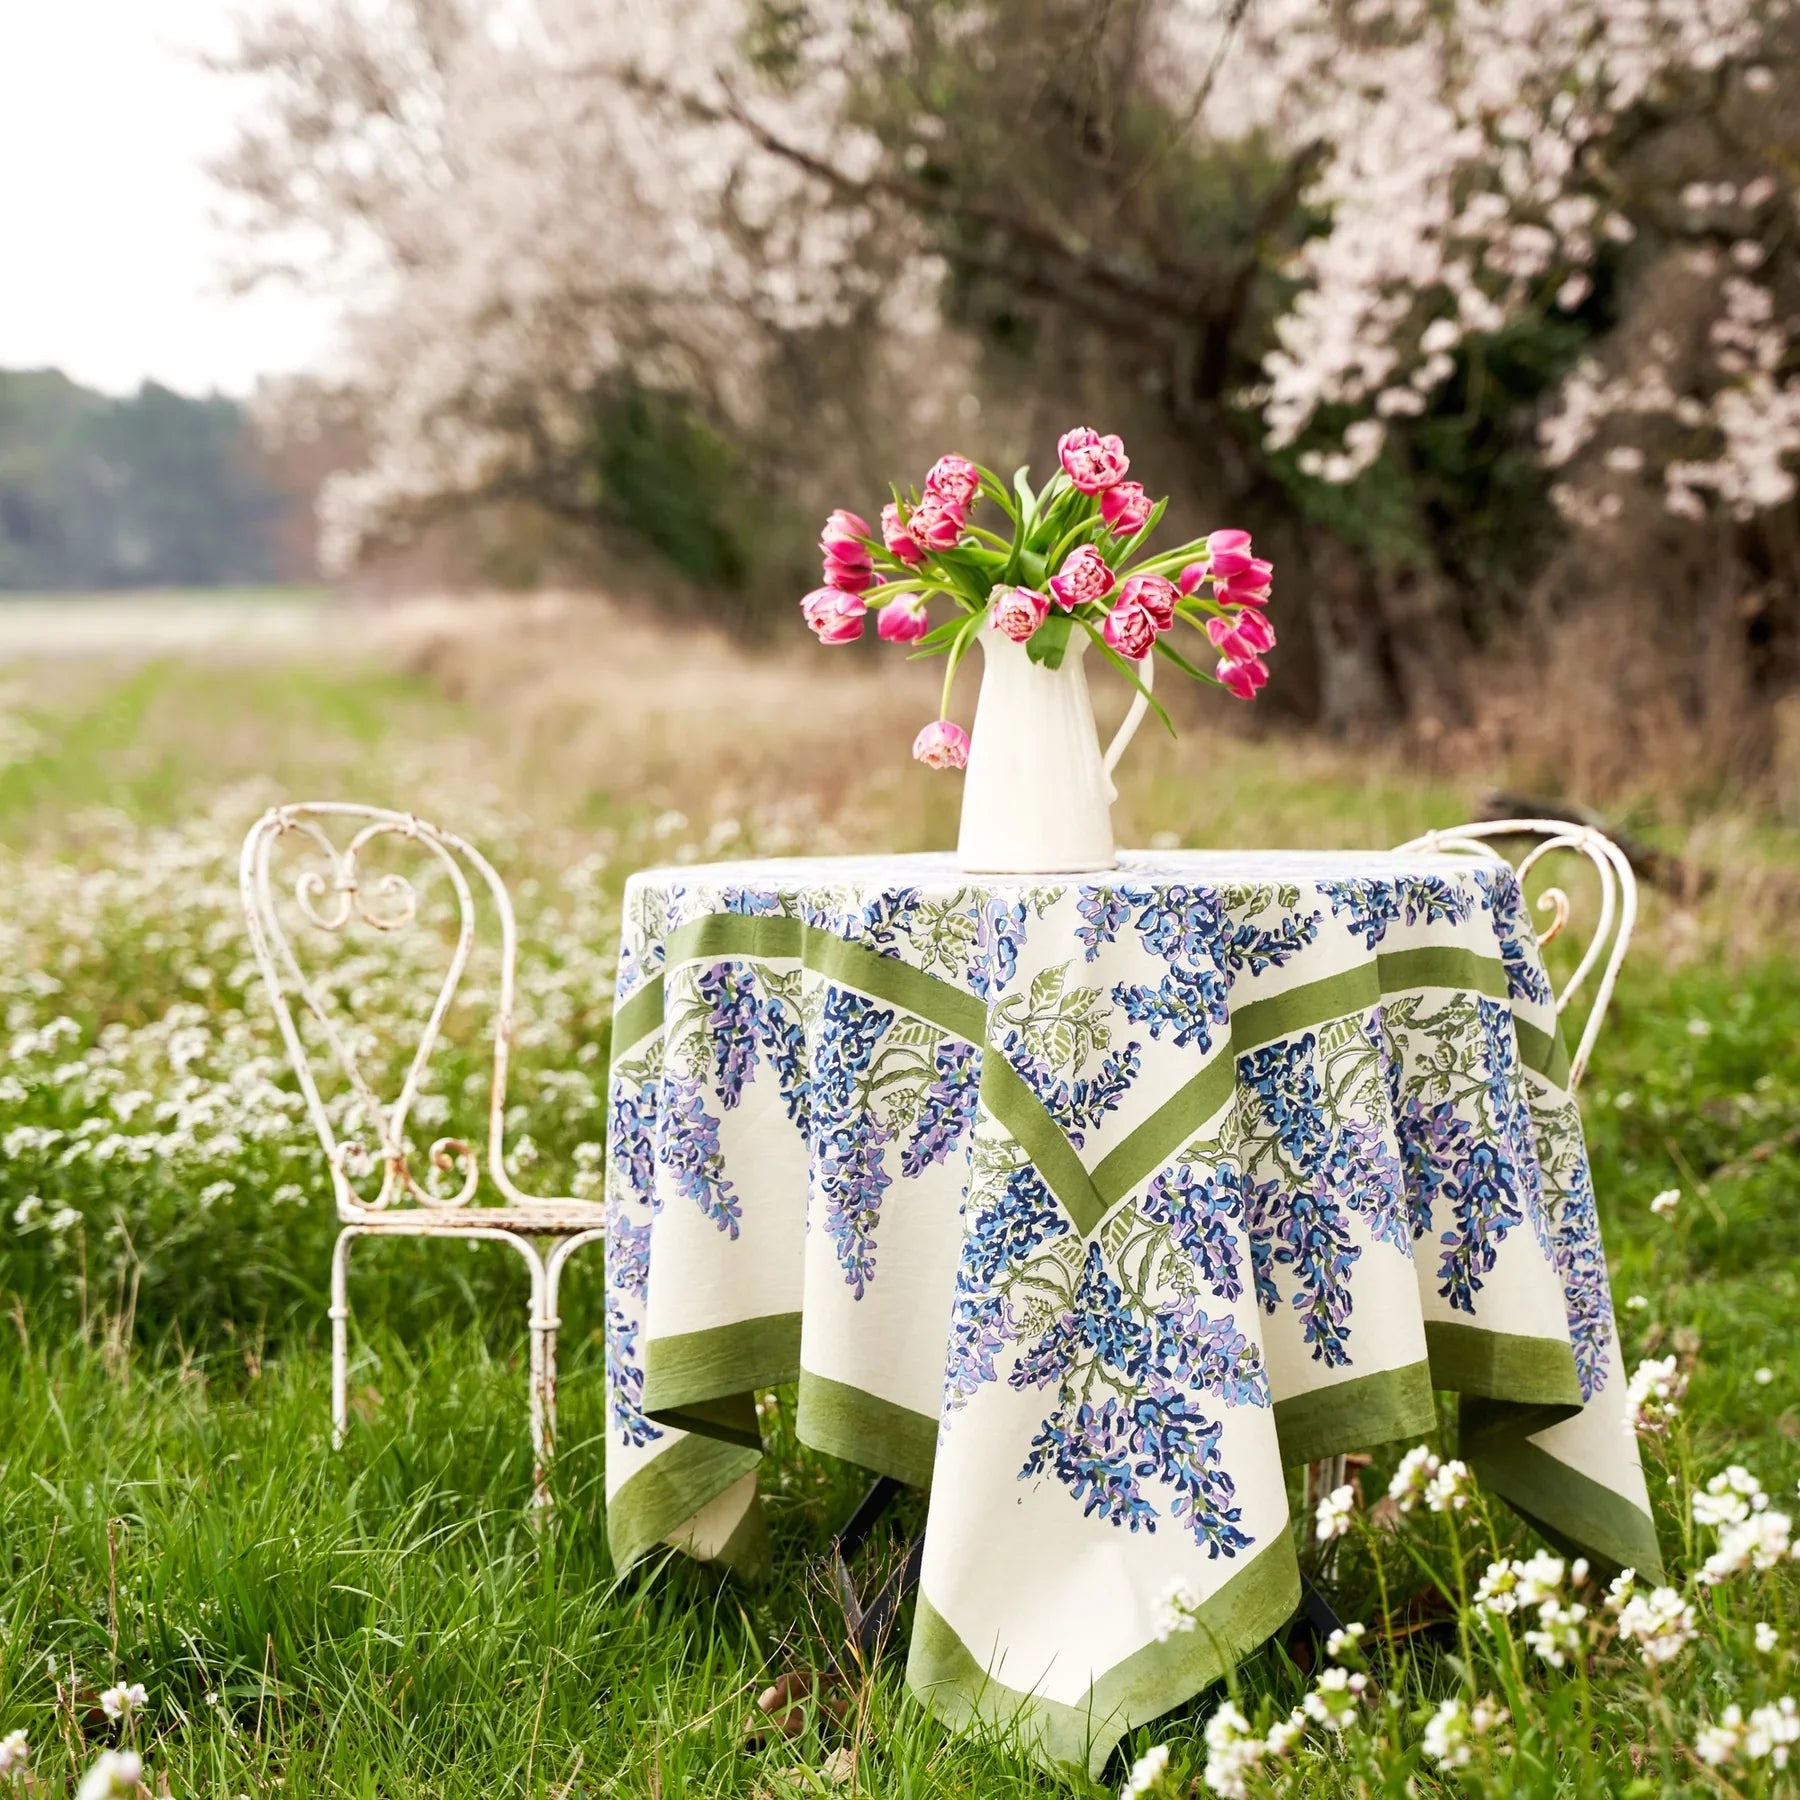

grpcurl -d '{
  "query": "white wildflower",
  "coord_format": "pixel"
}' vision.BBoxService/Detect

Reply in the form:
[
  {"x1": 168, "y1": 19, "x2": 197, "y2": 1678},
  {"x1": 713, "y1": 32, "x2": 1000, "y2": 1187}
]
[
  {"x1": 1388, "y1": 1445, "x2": 1440, "y2": 1513},
  {"x1": 1744, "y1": 1697, "x2": 1800, "y2": 1768},
  {"x1": 1615, "y1": 1585, "x2": 1696, "y2": 1665},
  {"x1": 1200, "y1": 1701, "x2": 1266, "y2": 1800},
  {"x1": 1756, "y1": 1367, "x2": 1774, "y2": 1385},
  {"x1": 1474, "y1": 1558, "x2": 1522, "y2": 1617},
  {"x1": 1756, "y1": 1622, "x2": 1779, "y2": 1653},
  {"x1": 1649, "y1": 1188, "x2": 1680, "y2": 1216},
  {"x1": 1422, "y1": 1694, "x2": 1505, "y2": 1769},
  {"x1": 75, "y1": 1750, "x2": 143, "y2": 1800},
  {"x1": 1425, "y1": 1458, "x2": 1472, "y2": 1513},
  {"x1": 99, "y1": 1681, "x2": 146, "y2": 1722},
  {"x1": 1152, "y1": 1576, "x2": 1200, "y2": 1643},
  {"x1": 1625, "y1": 1355, "x2": 1686, "y2": 1433},
  {"x1": 1696, "y1": 1707, "x2": 1744, "y2": 1767},
  {"x1": 1120, "y1": 1741, "x2": 1172, "y2": 1799},
  {"x1": 1604, "y1": 1568, "x2": 1636, "y2": 1611},
  {"x1": 0, "y1": 1731, "x2": 28, "y2": 1778},
  {"x1": 1514, "y1": 1551, "x2": 1566, "y2": 1608},
  {"x1": 1694, "y1": 1465, "x2": 1767, "y2": 1527},
  {"x1": 1624, "y1": 1293, "x2": 1648, "y2": 1311},
  {"x1": 1523, "y1": 1600, "x2": 1588, "y2": 1668},
  {"x1": 1703, "y1": 1511, "x2": 1793, "y2": 1584},
  {"x1": 1324, "y1": 1620, "x2": 1366, "y2": 1661},
  {"x1": 1315, "y1": 1483, "x2": 1355, "y2": 1542},
  {"x1": 1301, "y1": 1665, "x2": 1368, "y2": 1731}
]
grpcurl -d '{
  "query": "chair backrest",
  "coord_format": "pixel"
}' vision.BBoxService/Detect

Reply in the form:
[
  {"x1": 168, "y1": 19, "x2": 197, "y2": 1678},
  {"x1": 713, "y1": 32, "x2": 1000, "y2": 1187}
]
[
  {"x1": 239, "y1": 802, "x2": 586, "y2": 1219},
  {"x1": 1393, "y1": 818, "x2": 1637, "y2": 1090}
]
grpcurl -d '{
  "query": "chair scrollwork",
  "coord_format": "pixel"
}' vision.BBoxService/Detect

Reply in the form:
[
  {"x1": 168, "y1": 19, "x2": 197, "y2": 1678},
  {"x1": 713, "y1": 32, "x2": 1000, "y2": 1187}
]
[
  {"x1": 1394, "y1": 817, "x2": 1639, "y2": 1091},
  {"x1": 238, "y1": 802, "x2": 598, "y2": 1222}
]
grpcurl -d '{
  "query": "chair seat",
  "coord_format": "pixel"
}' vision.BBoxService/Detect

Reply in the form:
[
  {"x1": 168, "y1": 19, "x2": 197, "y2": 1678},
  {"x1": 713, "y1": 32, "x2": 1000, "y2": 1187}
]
[{"x1": 338, "y1": 1202, "x2": 607, "y2": 1235}]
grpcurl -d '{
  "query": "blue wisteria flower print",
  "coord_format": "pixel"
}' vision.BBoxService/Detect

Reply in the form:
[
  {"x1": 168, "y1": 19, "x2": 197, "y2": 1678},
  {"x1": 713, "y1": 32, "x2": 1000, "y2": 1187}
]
[
  {"x1": 968, "y1": 894, "x2": 1030, "y2": 1000},
  {"x1": 1235, "y1": 1013, "x2": 1409, "y2": 1366},
  {"x1": 1013, "y1": 1245, "x2": 1267, "y2": 1556},
  {"x1": 1379, "y1": 991, "x2": 1552, "y2": 1316},
  {"x1": 1320, "y1": 872, "x2": 1473, "y2": 949},
  {"x1": 1473, "y1": 865, "x2": 1555, "y2": 1006},
  {"x1": 809, "y1": 986, "x2": 898, "y2": 1296},
  {"x1": 1142, "y1": 1157, "x2": 1248, "y2": 1302},
  {"x1": 657, "y1": 1070, "x2": 742, "y2": 1237},
  {"x1": 1096, "y1": 883, "x2": 1319, "y2": 1053},
  {"x1": 901, "y1": 1039, "x2": 981, "y2": 1177}
]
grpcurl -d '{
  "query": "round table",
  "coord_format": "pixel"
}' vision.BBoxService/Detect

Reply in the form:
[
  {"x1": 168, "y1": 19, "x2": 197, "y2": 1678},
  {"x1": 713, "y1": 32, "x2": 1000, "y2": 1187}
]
[{"x1": 602, "y1": 851, "x2": 1657, "y2": 1776}]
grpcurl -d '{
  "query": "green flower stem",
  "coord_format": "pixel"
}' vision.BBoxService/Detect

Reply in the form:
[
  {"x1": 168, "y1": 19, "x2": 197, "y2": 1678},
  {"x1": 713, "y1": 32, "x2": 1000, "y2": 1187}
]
[
  {"x1": 961, "y1": 524, "x2": 1015, "y2": 553},
  {"x1": 1044, "y1": 511, "x2": 1101, "y2": 572}
]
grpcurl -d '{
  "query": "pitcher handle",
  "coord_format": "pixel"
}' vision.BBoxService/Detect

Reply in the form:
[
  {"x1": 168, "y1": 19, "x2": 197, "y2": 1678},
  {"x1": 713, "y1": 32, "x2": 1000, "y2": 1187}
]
[{"x1": 1101, "y1": 653, "x2": 1153, "y2": 801}]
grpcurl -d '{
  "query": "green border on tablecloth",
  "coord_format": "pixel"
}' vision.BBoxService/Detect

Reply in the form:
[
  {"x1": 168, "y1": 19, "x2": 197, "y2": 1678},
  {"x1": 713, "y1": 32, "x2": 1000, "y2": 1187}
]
[
  {"x1": 1273, "y1": 1360, "x2": 1436, "y2": 1468},
  {"x1": 606, "y1": 1435, "x2": 766, "y2": 1576},
  {"x1": 1424, "y1": 1320, "x2": 1584, "y2": 1411},
  {"x1": 907, "y1": 1536, "x2": 1301, "y2": 1780},
  {"x1": 1471, "y1": 1437, "x2": 1664, "y2": 1580},
  {"x1": 796, "y1": 1370, "x2": 939, "y2": 1489},
  {"x1": 643, "y1": 1312, "x2": 801, "y2": 1435}
]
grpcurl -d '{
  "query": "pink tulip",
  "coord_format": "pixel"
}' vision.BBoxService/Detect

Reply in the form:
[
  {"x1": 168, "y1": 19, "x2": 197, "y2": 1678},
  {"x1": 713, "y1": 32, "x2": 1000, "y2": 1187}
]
[
  {"x1": 1217, "y1": 654, "x2": 1269, "y2": 700},
  {"x1": 1058, "y1": 426, "x2": 1130, "y2": 494},
  {"x1": 990, "y1": 584, "x2": 1050, "y2": 643},
  {"x1": 1102, "y1": 600, "x2": 1159, "y2": 661},
  {"x1": 1232, "y1": 607, "x2": 1277, "y2": 654},
  {"x1": 1218, "y1": 557, "x2": 1273, "y2": 604},
  {"x1": 801, "y1": 586, "x2": 867, "y2": 645},
  {"x1": 906, "y1": 495, "x2": 966, "y2": 552},
  {"x1": 882, "y1": 501, "x2": 925, "y2": 567},
  {"x1": 1047, "y1": 543, "x2": 1115, "y2": 610},
  {"x1": 819, "y1": 509, "x2": 872, "y2": 560},
  {"x1": 822, "y1": 552, "x2": 877, "y2": 594},
  {"x1": 878, "y1": 594, "x2": 930, "y2": 643},
  {"x1": 1207, "y1": 528, "x2": 1252, "y2": 556},
  {"x1": 1208, "y1": 548, "x2": 1258, "y2": 580},
  {"x1": 912, "y1": 718, "x2": 971, "y2": 769},
  {"x1": 1177, "y1": 563, "x2": 1209, "y2": 597},
  {"x1": 1117, "y1": 572, "x2": 1177, "y2": 630},
  {"x1": 1099, "y1": 480, "x2": 1153, "y2": 536},
  {"x1": 924, "y1": 454, "x2": 981, "y2": 510},
  {"x1": 1206, "y1": 615, "x2": 1257, "y2": 662}
]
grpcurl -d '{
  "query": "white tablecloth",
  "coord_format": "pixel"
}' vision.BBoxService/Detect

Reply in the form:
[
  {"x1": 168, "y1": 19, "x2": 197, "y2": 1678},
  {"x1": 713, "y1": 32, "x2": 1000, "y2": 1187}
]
[{"x1": 603, "y1": 852, "x2": 1657, "y2": 1774}]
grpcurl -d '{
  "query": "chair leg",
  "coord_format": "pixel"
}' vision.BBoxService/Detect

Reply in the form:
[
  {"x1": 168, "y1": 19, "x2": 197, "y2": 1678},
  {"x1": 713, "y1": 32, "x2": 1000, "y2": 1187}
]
[
  {"x1": 329, "y1": 1226, "x2": 362, "y2": 1449},
  {"x1": 515, "y1": 1238, "x2": 554, "y2": 1512},
  {"x1": 533, "y1": 1229, "x2": 606, "y2": 1513}
]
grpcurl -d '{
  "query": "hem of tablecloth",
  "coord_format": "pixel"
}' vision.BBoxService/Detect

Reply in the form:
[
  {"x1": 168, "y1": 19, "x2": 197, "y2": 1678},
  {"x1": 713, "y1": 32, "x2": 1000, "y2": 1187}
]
[
  {"x1": 643, "y1": 1312, "x2": 801, "y2": 1434},
  {"x1": 1470, "y1": 1436, "x2": 1664, "y2": 1580},
  {"x1": 1424, "y1": 1320, "x2": 1584, "y2": 1412},
  {"x1": 606, "y1": 1436, "x2": 766, "y2": 1577},
  {"x1": 1273, "y1": 1360, "x2": 1436, "y2": 1467},
  {"x1": 905, "y1": 1537, "x2": 1301, "y2": 1781},
  {"x1": 796, "y1": 1371, "x2": 939, "y2": 1489}
]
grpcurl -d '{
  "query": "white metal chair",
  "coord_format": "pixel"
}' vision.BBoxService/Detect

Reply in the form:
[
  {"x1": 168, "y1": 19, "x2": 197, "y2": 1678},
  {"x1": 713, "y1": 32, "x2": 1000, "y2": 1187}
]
[
  {"x1": 239, "y1": 802, "x2": 606, "y2": 1508},
  {"x1": 1302, "y1": 818, "x2": 1639, "y2": 1526}
]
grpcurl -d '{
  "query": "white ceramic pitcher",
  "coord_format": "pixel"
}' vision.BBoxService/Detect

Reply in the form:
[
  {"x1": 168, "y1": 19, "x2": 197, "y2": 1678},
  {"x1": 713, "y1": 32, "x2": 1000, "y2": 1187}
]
[{"x1": 956, "y1": 621, "x2": 1153, "y2": 874}]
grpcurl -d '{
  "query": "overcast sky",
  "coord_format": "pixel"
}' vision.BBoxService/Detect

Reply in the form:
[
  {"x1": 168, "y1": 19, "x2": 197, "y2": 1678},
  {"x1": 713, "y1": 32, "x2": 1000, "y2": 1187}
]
[{"x1": 0, "y1": 0, "x2": 339, "y2": 397}]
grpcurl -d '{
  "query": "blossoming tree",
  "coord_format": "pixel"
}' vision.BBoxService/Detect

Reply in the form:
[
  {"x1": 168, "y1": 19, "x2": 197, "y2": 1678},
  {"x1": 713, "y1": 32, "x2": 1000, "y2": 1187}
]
[{"x1": 219, "y1": 0, "x2": 1800, "y2": 758}]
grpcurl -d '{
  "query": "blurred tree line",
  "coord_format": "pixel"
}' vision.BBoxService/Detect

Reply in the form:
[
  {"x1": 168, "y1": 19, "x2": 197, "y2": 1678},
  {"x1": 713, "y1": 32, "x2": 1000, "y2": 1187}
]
[{"x1": 0, "y1": 369, "x2": 315, "y2": 591}]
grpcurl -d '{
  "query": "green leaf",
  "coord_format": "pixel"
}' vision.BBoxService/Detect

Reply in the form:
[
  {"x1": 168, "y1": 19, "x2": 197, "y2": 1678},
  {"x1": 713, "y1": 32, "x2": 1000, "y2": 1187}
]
[
  {"x1": 1079, "y1": 620, "x2": 1177, "y2": 736},
  {"x1": 1027, "y1": 965, "x2": 1067, "y2": 1012},
  {"x1": 1112, "y1": 495, "x2": 1169, "y2": 567},
  {"x1": 1027, "y1": 612, "x2": 1074, "y2": 669},
  {"x1": 1152, "y1": 634, "x2": 1211, "y2": 683}
]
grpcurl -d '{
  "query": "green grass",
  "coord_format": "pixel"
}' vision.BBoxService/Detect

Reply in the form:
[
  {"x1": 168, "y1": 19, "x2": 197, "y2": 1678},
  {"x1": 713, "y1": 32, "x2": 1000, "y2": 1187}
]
[{"x1": 1, "y1": 632, "x2": 1798, "y2": 1797}]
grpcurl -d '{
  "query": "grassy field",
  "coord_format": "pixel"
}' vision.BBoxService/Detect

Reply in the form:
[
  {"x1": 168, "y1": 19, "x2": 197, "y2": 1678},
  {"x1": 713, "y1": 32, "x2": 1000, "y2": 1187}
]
[{"x1": 0, "y1": 594, "x2": 1797, "y2": 1798}]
